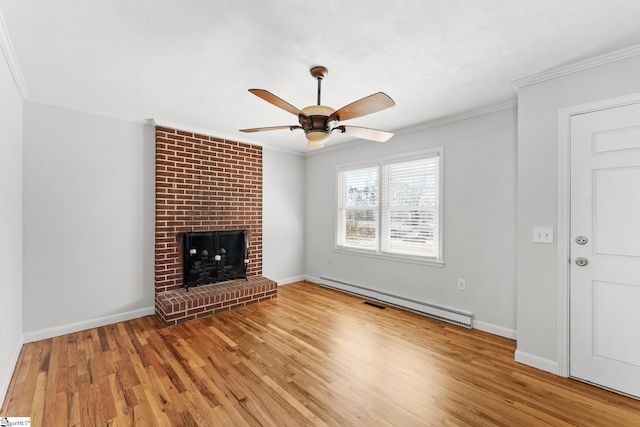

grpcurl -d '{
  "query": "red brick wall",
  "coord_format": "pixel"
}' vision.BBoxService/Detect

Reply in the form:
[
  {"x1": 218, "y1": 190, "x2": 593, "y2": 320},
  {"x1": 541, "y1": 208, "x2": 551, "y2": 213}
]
[{"x1": 155, "y1": 126, "x2": 262, "y2": 294}]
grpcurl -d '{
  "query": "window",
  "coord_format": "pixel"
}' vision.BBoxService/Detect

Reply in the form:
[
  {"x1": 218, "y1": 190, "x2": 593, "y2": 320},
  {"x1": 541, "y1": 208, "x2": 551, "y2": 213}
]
[{"x1": 336, "y1": 148, "x2": 443, "y2": 264}]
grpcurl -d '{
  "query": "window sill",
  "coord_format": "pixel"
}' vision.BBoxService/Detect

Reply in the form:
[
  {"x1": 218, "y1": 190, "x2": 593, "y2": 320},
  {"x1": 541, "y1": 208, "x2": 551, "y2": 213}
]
[{"x1": 334, "y1": 247, "x2": 445, "y2": 267}]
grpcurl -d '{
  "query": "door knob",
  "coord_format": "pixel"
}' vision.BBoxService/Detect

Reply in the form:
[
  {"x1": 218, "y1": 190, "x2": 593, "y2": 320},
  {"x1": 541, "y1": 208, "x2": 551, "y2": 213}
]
[{"x1": 575, "y1": 257, "x2": 588, "y2": 266}]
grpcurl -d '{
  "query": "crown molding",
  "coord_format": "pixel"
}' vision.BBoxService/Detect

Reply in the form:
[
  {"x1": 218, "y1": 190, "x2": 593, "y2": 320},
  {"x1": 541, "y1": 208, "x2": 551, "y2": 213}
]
[
  {"x1": 24, "y1": 95, "x2": 517, "y2": 158},
  {"x1": 151, "y1": 118, "x2": 257, "y2": 144},
  {"x1": 261, "y1": 144, "x2": 305, "y2": 156},
  {"x1": 512, "y1": 43, "x2": 640, "y2": 90},
  {"x1": 152, "y1": 119, "x2": 305, "y2": 156},
  {"x1": 304, "y1": 99, "x2": 519, "y2": 157},
  {"x1": 396, "y1": 99, "x2": 518, "y2": 136},
  {"x1": 26, "y1": 94, "x2": 152, "y2": 126},
  {"x1": 0, "y1": 8, "x2": 28, "y2": 99},
  {"x1": 152, "y1": 118, "x2": 270, "y2": 146}
]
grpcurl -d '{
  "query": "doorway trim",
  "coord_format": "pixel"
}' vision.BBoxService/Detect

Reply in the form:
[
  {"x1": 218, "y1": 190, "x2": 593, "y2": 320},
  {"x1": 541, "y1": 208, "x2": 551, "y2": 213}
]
[{"x1": 556, "y1": 91, "x2": 640, "y2": 377}]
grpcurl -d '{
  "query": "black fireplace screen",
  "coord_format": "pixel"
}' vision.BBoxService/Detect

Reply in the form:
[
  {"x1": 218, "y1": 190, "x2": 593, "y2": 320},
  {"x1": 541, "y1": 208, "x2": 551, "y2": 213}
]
[{"x1": 183, "y1": 230, "x2": 248, "y2": 290}]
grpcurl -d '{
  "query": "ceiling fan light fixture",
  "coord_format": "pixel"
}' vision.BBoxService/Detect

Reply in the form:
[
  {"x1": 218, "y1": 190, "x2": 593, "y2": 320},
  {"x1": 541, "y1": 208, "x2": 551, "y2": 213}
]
[
  {"x1": 306, "y1": 131, "x2": 329, "y2": 150},
  {"x1": 300, "y1": 105, "x2": 335, "y2": 150}
]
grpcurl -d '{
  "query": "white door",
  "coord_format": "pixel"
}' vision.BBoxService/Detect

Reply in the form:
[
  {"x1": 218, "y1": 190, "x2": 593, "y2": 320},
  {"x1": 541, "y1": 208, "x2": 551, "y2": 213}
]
[{"x1": 570, "y1": 102, "x2": 640, "y2": 397}]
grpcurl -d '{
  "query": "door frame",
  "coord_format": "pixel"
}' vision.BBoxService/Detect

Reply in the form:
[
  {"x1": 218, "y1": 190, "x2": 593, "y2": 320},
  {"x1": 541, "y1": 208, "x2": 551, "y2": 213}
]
[{"x1": 556, "y1": 91, "x2": 640, "y2": 377}]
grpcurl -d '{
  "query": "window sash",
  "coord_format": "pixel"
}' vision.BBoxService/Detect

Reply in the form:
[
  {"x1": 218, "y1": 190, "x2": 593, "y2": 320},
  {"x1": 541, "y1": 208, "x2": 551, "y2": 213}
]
[
  {"x1": 337, "y1": 165, "x2": 378, "y2": 250},
  {"x1": 381, "y1": 155, "x2": 439, "y2": 258}
]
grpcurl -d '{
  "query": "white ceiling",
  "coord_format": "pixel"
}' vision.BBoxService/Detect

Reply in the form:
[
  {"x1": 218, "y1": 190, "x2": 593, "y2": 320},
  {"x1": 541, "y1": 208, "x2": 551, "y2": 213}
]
[{"x1": 2, "y1": 1, "x2": 640, "y2": 153}]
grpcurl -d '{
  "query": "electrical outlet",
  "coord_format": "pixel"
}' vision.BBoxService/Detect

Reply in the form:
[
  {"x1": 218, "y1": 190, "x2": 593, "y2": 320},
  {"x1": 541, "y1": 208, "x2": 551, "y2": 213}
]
[{"x1": 457, "y1": 278, "x2": 466, "y2": 291}]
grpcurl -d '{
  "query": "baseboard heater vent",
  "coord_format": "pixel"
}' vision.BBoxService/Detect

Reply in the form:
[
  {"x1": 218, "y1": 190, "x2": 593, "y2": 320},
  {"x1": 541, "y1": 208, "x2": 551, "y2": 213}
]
[
  {"x1": 318, "y1": 277, "x2": 473, "y2": 329},
  {"x1": 363, "y1": 301, "x2": 386, "y2": 310}
]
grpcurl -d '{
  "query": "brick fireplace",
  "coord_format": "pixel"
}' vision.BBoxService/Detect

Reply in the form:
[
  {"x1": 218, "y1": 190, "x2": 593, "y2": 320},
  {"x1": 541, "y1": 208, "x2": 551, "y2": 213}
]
[{"x1": 154, "y1": 126, "x2": 276, "y2": 326}]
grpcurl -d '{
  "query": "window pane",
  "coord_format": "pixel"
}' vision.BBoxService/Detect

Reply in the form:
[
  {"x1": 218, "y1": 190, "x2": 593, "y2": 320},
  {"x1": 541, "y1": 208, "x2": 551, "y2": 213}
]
[
  {"x1": 343, "y1": 168, "x2": 378, "y2": 208},
  {"x1": 385, "y1": 158, "x2": 438, "y2": 207},
  {"x1": 386, "y1": 208, "x2": 436, "y2": 256},
  {"x1": 343, "y1": 209, "x2": 377, "y2": 248}
]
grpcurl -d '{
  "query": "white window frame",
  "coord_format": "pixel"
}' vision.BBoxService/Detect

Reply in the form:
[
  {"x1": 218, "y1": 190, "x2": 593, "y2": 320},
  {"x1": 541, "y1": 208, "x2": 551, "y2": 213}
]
[{"x1": 335, "y1": 147, "x2": 444, "y2": 267}]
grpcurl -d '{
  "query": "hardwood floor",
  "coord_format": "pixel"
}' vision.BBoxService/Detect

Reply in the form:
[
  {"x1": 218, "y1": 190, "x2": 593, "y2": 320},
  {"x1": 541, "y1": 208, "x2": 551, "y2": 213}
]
[{"x1": 2, "y1": 281, "x2": 640, "y2": 426}]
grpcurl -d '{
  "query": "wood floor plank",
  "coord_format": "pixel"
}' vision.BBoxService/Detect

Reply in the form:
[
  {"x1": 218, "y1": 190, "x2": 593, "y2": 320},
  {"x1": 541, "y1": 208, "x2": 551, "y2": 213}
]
[
  {"x1": 3, "y1": 281, "x2": 640, "y2": 426},
  {"x1": 108, "y1": 372, "x2": 134, "y2": 427},
  {"x1": 41, "y1": 336, "x2": 61, "y2": 426},
  {"x1": 29, "y1": 370, "x2": 47, "y2": 427}
]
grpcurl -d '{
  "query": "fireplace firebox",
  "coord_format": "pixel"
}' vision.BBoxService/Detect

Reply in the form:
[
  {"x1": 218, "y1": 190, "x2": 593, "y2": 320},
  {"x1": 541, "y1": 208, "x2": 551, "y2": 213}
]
[{"x1": 183, "y1": 230, "x2": 248, "y2": 291}]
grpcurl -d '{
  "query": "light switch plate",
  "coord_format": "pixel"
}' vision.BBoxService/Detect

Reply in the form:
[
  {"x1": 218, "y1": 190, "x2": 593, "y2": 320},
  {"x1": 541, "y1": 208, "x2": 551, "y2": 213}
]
[{"x1": 533, "y1": 226, "x2": 554, "y2": 244}]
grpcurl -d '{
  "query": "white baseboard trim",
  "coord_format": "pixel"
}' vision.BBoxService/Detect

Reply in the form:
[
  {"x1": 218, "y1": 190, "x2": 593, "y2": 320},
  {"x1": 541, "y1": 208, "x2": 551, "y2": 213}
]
[
  {"x1": 473, "y1": 320, "x2": 517, "y2": 340},
  {"x1": 23, "y1": 306, "x2": 155, "y2": 344},
  {"x1": 1, "y1": 334, "x2": 24, "y2": 410},
  {"x1": 514, "y1": 349, "x2": 560, "y2": 375},
  {"x1": 275, "y1": 276, "x2": 305, "y2": 286}
]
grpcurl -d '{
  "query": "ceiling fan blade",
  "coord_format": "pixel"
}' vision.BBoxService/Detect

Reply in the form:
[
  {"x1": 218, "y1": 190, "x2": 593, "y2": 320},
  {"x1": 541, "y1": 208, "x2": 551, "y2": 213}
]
[
  {"x1": 240, "y1": 125, "x2": 300, "y2": 133},
  {"x1": 329, "y1": 92, "x2": 395, "y2": 122},
  {"x1": 248, "y1": 89, "x2": 301, "y2": 116},
  {"x1": 337, "y1": 125, "x2": 393, "y2": 142}
]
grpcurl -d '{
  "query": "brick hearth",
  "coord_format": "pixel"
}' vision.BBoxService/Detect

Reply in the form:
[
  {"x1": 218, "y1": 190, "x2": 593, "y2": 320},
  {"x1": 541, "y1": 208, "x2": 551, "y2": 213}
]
[{"x1": 155, "y1": 276, "x2": 277, "y2": 327}]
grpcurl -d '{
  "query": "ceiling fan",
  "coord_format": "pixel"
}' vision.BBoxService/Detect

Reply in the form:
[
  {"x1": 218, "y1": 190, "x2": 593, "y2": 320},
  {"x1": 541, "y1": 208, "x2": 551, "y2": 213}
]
[{"x1": 240, "y1": 66, "x2": 395, "y2": 150}]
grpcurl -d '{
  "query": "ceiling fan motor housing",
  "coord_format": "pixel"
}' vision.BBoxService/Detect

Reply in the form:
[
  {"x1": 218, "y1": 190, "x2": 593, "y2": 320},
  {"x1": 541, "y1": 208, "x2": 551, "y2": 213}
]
[{"x1": 299, "y1": 104, "x2": 337, "y2": 135}]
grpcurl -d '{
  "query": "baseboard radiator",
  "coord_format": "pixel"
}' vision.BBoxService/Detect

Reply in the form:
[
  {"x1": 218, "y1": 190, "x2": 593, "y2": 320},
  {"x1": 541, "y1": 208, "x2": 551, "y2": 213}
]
[{"x1": 318, "y1": 277, "x2": 473, "y2": 329}]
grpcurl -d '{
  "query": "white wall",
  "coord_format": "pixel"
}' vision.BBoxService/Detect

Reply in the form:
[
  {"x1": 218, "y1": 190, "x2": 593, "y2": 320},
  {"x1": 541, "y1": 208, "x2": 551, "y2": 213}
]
[
  {"x1": 516, "y1": 54, "x2": 640, "y2": 371},
  {"x1": 304, "y1": 107, "x2": 518, "y2": 335},
  {"x1": 0, "y1": 43, "x2": 23, "y2": 408},
  {"x1": 22, "y1": 102, "x2": 156, "y2": 340},
  {"x1": 262, "y1": 148, "x2": 305, "y2": 284}
]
